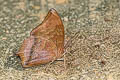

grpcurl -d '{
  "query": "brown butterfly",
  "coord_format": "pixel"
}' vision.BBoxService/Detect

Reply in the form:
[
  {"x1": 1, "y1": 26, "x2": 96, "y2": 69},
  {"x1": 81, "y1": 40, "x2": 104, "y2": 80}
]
[{"x1": 16, "y1": 8, "x2": 64, "y2": 67}]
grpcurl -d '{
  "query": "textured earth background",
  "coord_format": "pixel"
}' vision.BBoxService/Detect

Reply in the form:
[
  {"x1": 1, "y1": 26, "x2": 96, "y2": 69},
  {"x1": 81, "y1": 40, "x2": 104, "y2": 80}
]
[{"x1": 0, "y1": 0, "x2": 120, "y2": 80}]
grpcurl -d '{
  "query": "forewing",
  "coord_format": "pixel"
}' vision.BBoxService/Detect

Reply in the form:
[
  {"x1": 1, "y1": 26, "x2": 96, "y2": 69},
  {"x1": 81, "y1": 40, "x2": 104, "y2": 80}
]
[{"x1": 31, "y1": 9, "x2": 64, "y2": 58}]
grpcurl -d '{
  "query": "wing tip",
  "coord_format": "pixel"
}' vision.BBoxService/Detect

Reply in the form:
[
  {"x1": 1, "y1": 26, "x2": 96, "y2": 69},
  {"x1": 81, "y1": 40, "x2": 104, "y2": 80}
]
[
  {"x1": 50, "y1": 8, "x2": 57, "y2": 12},
  {"x1": 49, "y1": 8, "x2": 59, "y2": 17}
]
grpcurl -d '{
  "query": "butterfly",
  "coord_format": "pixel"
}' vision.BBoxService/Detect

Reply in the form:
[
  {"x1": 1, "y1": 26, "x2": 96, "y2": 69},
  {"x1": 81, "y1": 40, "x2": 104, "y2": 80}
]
[{"x1": 16, "y1": 8, "x2": 64, "y2": 67}]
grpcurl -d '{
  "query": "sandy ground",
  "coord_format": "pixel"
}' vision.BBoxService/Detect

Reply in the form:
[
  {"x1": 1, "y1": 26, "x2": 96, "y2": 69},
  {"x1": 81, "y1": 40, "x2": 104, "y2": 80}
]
[{"x1": 0, "y1": 0, "x2": 120, "y2": 80}]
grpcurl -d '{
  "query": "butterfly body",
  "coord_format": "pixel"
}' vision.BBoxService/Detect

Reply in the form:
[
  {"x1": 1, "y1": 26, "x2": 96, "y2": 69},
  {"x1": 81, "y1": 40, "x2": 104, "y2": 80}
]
[{"x1": 16, "y1": 9, "x2": 64, "y2": 67}]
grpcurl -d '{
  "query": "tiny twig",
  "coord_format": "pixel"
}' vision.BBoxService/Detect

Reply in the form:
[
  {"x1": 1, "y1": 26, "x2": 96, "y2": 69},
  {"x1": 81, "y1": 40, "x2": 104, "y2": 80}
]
[{"x1": 64, "y1": 30, "x2": 80, "y2": 49}]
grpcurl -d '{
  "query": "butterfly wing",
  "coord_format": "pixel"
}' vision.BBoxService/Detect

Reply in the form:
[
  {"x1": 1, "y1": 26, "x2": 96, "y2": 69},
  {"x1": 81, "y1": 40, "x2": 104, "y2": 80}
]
[
  {"x1": 16, "y1": 9, "x2": 64, "y2": 67},
  {"x1": 31, "y1": 8, "x2": 64, "y2": 59}
]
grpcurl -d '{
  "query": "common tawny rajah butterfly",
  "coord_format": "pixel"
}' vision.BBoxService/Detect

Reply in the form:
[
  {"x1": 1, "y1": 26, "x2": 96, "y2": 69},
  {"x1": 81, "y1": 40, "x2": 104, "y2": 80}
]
[{"x1": 16, "y1": 8, "x2": 64, "y2": 67}]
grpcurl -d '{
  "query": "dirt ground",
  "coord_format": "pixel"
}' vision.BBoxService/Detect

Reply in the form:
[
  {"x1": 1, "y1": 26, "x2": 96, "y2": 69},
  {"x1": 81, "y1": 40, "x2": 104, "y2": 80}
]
[{"x1": 0, "y1": 0, "x2": 120, "y2": 80}]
